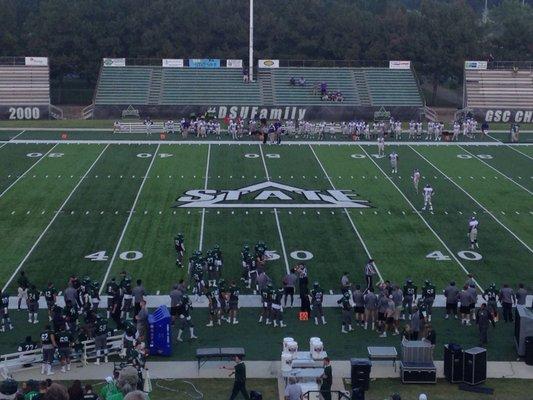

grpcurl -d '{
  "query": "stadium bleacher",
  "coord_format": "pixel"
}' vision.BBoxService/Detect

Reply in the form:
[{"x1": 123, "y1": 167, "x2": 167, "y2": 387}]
[
  {"x1": 93, "y1": 64, "x2": 423, "y2": 108},
  {"x1": 0, "y1": 65, "x2": 50, "y2": 105},
  {"x1": 465, "y1": 69, "x2": 533, "y2": 108}
]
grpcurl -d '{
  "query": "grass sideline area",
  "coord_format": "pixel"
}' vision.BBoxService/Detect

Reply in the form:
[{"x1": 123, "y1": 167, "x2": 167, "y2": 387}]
[
  {"x1": 350, "y1": 378, "x2": 533, "y2": 400},
  {"x1": 0, "y1": 308, "x2": 519, "y2": 361}
]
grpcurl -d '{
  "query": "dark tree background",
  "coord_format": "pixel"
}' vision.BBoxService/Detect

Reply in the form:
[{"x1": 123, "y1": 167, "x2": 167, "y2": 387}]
[{"x1": 1, "y1": 0, "x2": 531, "y2": 104}]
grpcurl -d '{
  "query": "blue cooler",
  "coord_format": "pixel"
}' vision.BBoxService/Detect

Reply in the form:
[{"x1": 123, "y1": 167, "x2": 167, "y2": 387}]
[{"x1": 148, "y1": 305, "x2": 172, "y2": 356}]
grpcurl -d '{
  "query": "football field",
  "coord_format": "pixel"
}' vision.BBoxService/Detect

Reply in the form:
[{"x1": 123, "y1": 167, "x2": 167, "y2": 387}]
[{"x1": 1, "y1": 131, "x2": 532, "y2": 296}]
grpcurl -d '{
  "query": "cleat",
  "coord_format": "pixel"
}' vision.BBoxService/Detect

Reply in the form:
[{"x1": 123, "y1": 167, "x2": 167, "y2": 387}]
[{"x1": 206, "y1": 322, "x2": 214, "y2": 327}]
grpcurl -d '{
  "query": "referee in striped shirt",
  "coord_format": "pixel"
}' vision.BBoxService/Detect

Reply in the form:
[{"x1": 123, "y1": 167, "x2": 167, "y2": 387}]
[{"x1": 364, "y1": 259, "x2": 377, "y2": 293}]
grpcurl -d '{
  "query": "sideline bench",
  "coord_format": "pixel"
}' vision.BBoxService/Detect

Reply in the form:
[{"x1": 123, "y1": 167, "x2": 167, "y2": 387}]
[
  {"x1": 196, "y1": 347, "x2": 245, "y2": 370},
  {"x1": 81, "y1": 334, "x2": 124, "y2": 366},
  {"x1": 0, "y1": 348, "x2": 43, "y2": 378}
]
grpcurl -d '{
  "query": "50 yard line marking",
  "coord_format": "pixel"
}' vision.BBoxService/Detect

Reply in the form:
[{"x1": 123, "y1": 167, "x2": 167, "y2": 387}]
[
  {"x1": 0, "y1": 143, "x2": 59, "y2": 199},
  {"x1": 2, "y1": 144, "x2": 110, "y2": 291},
  {"x1": 409, "y1": 145, "x2": 532, "y2": 254},
  {"x1": 100, "y1": 144, "x2": 161, "y2": 294},
  {"x1": 358, "y1": 145, "x2": 483, "y2": 291},
  {"x1": 198, "y1": 144, "x2": 211, "y2": 251},
  {"x1": 258, "y1": 144, "x2": 290, "y2": 274},
  {"x1": 458, "y1": 145, "x2": 533, "y2": 196},
  {"x1": 309, "y1": 145, "x2": 383, "y2": 283}
]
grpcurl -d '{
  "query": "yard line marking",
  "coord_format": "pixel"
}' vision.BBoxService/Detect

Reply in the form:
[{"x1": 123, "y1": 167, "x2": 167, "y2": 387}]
[
  {"x1": 0, "y1": 143, "x2": 59, "y2": 199},
  {"x1": 309, "y1": 145, "x2": 383, "y2": 283},
  {"x1": 358, "y1": 145, "x2": 483, "y2": 291},
  {"x1": 0, "y1": 130, "x2": 26, "y2": 149},
  {"x1": 198, "y1": 144, "x2": 211, "y2": 251},
  {"x1": 486, "y1": 133, "x2": 533, "y2": 161},
  {"x1": 458, "y1": 145, "x2": 532, "y2": 196},
  {"x1": 99, "y1": 144, "x2": 161, "y2": 294},
  {"x1": 2, "y1": 144, "x2": 110, "y2": 292},
  {"x1": 410, "y1": 145, "x2": 532, "y2": 254},
  {"x1": 259, "y1": 144, "x2": 290, "y2": 274}
]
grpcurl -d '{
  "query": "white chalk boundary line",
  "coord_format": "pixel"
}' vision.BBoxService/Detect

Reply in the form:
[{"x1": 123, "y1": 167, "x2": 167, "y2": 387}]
[
  {"x1": 4, "y1": 139, "x2": 533, "y2": 147},
  {"x1": 0, "y1": 130, "x2": 26, "y2": 149},
  {"x1": 0, "y1": 143, "x2": 59, "y2": 199},
  {"x1": 99, "y1": 144, "x2": 161, "y2": 294},
  {"x1": 309, "y1": 144, "x2": 383, "y2": 283},
  {"x1": 358, "y1": 145, "x2": 483, "y2": 291},
  {"x1": 259, "y1": 144, "x2": 290, "y2": 274},
  {"x1": 486, "y1": 133, "x2": 533, "y2": 161},
  {"x1": 198, "y1": 144, "x2": 211, "y2": 251},
  {"x1": 2, "y1": 144, "x2": 111, "y2": 291},
  {"x1": 7, "y1": 294, "x2": 532, "y2": 309},
  {"x1": 458, "y1": 145, "x2": 533, "y2": 196},
  {"x1": 409, "y1": 145, "x2": 533, "y2": 254}
]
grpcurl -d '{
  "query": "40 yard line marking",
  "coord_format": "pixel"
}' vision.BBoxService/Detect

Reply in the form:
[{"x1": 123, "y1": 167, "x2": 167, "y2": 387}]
[
  {"x1": 485, "y1": 134, "x2": 533, "y2": 161},
  {"x1": 2, "y1": 144, "x2": 110, "y2": 292},
  {"x1": 100, "y1": 144, "x2": 161, "y2": 294},
  {"x1": 409, "y1": 145, "x2": 533, "y2": 254},
  {"x1": 358, "y1": 145, "x2": 483, "y2": 291},
  {"x1": 198, "y1": 144, "x2": 211, "y2": 251},
  {"x1": 0, "y1": 143, "x2": 59, "y2": 199},
  {"x1": 259, "y1": 144, "x2": 290, "y2": 274},
  {"x1": 458, "y1": 145, "x2": 533, "y2": 196},
  {"x1": 309, "y1": 145, "x2": 384, "y2": 284}
]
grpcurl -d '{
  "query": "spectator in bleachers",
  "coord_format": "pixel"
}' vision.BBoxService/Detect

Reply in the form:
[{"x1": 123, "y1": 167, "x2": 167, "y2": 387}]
[
  {"x1": 242, "y1": 67, "x2": 249, "y2": 83},
  {"x1": 290, "y1": 77, "x2": 296, "y2": 86},
  {"x1": 320, "y1": 81, "x2": 328, "y2": 95},
  {"x1": 297, "y1": 77, "x2": 306, "y2": 86}
]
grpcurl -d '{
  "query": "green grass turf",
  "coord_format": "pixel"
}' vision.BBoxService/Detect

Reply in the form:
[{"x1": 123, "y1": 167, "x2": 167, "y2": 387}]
[
  {"x1": 415, "y1": 146, "x2": 532, "y2": 247},
  {"x1": 0, "y1": 308, "x2": 519, "y2": 361},
  {"x1": 0, "y1": 143, "x2": 54, "y2": 193},
  {"x1": 0, "y1": 142, "x2": 531, "y2": 294},
  {"x1": 14, "y1": 144, "x2": 156, "y2": 290},
  {"x1": 370, "y1": 145, "x2": 533, "y2": 290},
  {"x1": 0, "y1": 144, "x2": 106, "y2": 286},
  {"x1": 352, "y1": 378, "x2": 533, "y2": 400}
]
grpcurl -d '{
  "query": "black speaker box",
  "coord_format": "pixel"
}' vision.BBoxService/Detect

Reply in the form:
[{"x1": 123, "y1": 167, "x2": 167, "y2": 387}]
[
  {"x1": 444, "y1": 344, "x2": 464, "y2": 383},
  {"x1": 463, "y1": 347, "x2": 487, "y2": 385},
  {"x1": 350, "y1": 358, "x2": 371, "y2": 391},
  {"x1": 351, "y1": 387, "x2": 365, "y2": 400}
]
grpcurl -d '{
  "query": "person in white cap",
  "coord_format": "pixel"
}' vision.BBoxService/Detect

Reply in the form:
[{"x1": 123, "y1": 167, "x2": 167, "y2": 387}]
[{"x1": 419, "y1": 394, "x2": 428, "y2": 400}]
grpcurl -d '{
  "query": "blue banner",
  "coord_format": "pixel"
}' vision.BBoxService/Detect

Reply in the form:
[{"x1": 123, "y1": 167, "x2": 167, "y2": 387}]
[{"x1": 188, "y1": 59, "x2": 220, "y2": 68}]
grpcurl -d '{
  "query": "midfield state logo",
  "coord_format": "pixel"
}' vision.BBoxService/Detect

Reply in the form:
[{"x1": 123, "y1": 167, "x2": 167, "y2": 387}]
[{"x1": 173, "y1": 181, "x2": 370, "y2": 208}]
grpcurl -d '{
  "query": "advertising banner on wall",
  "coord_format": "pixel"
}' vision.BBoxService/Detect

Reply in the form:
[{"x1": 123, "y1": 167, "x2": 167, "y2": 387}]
[
  {"x1": 103, "y1": 58, "x2": 126, "y2": 67},
  {"x1": 258, "y1": 59, "x2": 280, "y2": 68},
  {"x1": 188, "y1": 59, "x2": 221, "y2": 68},
  {"x1": 389, "y1": 61, "x2": 411, "y2": 69},
  {"x1": 24, "y1": 57, "x2": 48, "y2": 66},
  {"x1": 226, "y1": 59, "x2": 243, "y2": 68},
  {"x1": 162, "y1": 59, "x2": 184, "y2": 68},
  {"x1": 465, "y1": 61, "x2": 488, "y2": 70}
]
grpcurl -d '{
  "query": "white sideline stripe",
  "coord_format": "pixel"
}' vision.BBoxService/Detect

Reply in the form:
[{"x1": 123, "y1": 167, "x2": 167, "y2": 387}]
[
  {"x1": 0, "y1": 127, "x2": 532, "y2": 133},
  {"x1": 458, "y1": 145, "x2": 533, "y2": 196},
  {"x1": 99, "y1": 144, "x2": 161, "y2": 294},
  {"x1": 198, "y1": 144, "x2": 211, "y2": 250},
  {"x1": 409, "y1": 145, "x2": 533, "y2": 254},
  {"x1": 0, "y1": 130, "x2": 26, "y2": 149},
  {"x1": 8, "y1": 139, "x2": 533, "y2": 146},
  {"x1": 358, "y1": 145, "x2": 483, "y2": 291},
  {"x1": 2, "y1": 144, "x2": 110, "y2": 292},
  {"x1": 259, "y1": 144, "x2": 290, "y2": 274},
  {"x1": 0, "y1": 143, "x2": 59, "y2": 199},
  {"x1": 8, "y1": 294, "x2": 532, "y2": 309},
  {"x1": 309, "y1": 144, "x2": 383, "y2": 283},
  {"x1": 486, "y1": 133, "x2": 533, "y2": 160}
]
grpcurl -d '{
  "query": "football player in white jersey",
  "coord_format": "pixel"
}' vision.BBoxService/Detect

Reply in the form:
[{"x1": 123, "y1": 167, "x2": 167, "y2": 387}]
[
  {"x1": 452, "y1": 122, "x2": 460, "y2": 141},
  {"x1": 468, "y1": 216, "x2": 479, "y2": 249},
  {"x1": 412, "y1": 168, "x2": 421, "y2": 192},
  {"x1": 389, "y1": 151, "x2": 399, "y2": 174},
  {"x1": 422, "y1": 184, "x2": 434, "y2": 211},
  {"x1": 377, "y1": 137, "x2": 385, "y2": 157}
]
